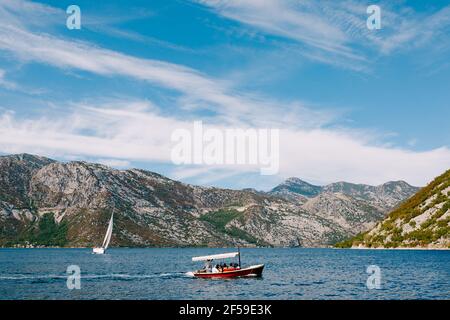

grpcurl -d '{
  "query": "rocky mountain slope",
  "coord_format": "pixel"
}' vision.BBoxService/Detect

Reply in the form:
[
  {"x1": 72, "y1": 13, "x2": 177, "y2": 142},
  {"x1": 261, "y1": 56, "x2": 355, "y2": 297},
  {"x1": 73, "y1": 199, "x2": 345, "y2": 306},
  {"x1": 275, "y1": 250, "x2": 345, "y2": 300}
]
[
  {"x1": 271, "y1": 178, "x2": 322, "y2": 199},
  {"x1": 269, "y1": 178, "x2": 419, "y2": 243},
  {"x1": 270, "y1": 178, "x2": 419, "y2": 211},
  {"x1": 337, "y1": 170, "x2": 450, "y2": 249},
  {"x1": 0, "y1": 154, "x2": 418, "y2": 248}
]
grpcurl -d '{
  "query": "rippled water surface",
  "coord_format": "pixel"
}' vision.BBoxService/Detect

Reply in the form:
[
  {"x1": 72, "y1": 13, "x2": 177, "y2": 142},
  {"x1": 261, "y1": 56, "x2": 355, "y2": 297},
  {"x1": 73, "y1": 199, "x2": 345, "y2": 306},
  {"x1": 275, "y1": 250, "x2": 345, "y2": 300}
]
[{"x1": 0, "y1": 248, "x2": 449, "y2": 299}]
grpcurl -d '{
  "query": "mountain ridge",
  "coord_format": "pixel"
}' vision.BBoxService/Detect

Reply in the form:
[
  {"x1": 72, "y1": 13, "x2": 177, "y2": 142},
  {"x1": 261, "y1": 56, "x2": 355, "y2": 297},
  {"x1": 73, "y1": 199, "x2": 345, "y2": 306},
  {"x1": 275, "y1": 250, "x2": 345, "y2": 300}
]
[
  {"x1": 337, "y1": 169, "x2": 450, "y2": 249},
  {"x1": 271, "y1": 177, "x2": 419, "y2": 211},
  {"x1": 0, "y1": 154, "x2": 419, "y2": 248}
]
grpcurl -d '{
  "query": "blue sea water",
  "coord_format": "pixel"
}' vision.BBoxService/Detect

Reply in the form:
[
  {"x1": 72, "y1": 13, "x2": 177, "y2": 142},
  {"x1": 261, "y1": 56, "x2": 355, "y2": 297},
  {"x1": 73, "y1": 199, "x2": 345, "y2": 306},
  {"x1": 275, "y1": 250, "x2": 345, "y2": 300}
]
[{"x1": 0, "y1": 248, "x2": 448, "y2": 300}]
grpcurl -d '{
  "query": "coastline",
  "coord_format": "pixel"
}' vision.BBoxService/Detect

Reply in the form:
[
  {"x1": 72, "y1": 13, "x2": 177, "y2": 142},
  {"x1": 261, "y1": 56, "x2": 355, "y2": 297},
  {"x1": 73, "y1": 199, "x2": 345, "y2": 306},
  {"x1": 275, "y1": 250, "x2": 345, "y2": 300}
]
[
  {"x1": 348, "y1": 246, "x2": 450, "y2": 251},
  {"x1": 1, "y1": 245, "x2": 449, "y2": 251}
]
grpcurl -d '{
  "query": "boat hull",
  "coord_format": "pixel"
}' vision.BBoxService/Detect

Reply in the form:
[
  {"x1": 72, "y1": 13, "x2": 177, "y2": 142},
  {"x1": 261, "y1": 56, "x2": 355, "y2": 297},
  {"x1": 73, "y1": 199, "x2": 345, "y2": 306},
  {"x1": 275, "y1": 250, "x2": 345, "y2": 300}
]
[
  {"x1": 193, "y1": 264, "x2": 264, "y2": 278},
  {"x1": 92, "y1": 247, "x2": 105, "y2": 254}
]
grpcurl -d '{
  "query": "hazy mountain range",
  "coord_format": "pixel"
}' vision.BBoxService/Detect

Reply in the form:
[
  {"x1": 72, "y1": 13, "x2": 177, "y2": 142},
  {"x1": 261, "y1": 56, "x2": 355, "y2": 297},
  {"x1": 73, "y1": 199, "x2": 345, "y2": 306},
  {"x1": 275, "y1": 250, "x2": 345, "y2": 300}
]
[{"x1": 0, "y1": 154, "x2": 420, "y2": 248}]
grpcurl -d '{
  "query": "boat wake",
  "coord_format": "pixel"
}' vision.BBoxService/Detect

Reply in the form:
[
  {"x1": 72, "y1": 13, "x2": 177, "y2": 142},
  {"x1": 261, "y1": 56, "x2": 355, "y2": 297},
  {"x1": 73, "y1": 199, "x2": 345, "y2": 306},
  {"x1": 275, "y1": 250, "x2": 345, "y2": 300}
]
[
  {"x1": 0, "y1": 272, "x2": 190, "y2": 281},
  {"x1": 0, "y1": 274, "x2": 67, "y2": 280}
]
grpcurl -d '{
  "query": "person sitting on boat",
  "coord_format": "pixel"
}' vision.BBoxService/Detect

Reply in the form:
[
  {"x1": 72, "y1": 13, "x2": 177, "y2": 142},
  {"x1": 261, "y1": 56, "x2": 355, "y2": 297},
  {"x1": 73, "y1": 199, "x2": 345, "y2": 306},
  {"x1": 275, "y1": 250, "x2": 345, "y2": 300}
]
[
  {"x1": 212, "y1": 264, "x2": 219, "y2": 273},
  {"x1": 204, "y1": 259, "x2": 212, "y2": 273}
]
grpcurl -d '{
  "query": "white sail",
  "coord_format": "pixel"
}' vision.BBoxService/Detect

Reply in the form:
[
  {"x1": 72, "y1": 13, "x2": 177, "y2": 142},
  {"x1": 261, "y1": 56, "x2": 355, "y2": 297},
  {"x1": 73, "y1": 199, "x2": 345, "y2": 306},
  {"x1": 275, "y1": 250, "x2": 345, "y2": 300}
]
[{"x1": 101, "y1": 212, "x2": 114, "y2": 249}]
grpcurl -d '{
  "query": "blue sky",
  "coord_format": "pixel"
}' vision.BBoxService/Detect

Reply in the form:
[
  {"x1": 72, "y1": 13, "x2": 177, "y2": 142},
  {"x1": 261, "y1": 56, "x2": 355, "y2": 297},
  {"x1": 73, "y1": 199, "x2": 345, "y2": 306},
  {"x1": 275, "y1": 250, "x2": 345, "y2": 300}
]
[{"x1": 0, "y1": 0, "x2": 449, "y2": 190}]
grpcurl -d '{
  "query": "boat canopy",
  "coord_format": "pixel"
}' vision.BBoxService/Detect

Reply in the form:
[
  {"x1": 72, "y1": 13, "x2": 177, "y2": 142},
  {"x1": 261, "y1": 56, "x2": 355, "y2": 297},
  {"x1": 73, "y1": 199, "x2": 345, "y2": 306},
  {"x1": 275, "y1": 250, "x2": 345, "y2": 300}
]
[{"x1": 192, "y1": 252, "x2": 239, "y2": 262}]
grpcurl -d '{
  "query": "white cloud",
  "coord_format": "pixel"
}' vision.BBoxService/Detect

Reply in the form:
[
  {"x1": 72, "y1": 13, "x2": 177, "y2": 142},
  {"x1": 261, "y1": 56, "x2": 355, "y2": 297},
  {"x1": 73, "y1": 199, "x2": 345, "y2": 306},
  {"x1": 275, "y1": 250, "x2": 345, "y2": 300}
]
[
  {"x1": 0, "y1": 9, "x2": 332, "y2": 128},
  {"x1": 279, "y1": 129, "x2": 450, "y2": 186},
  {"x1": 0, "y1": 1, "x2": 448, "y2": 188},
  {"x1": 96, "y1": 159, "x2": 131, "y2": 168},
  {"x1": 197, "y1": 0, "x2": 352, "y2": 53},
  {"x1": 0, "y1": 69, "x2": 17, "y2": 90},
  {"x1": 0, "y1": 102, "x2": 183, "y2": 162},
  {"x1": 196, "y1": 0, "x2": 450, "y2": 68},
  {"x1": 0, "y1": 103, "x2": 449, "y2": 187}
]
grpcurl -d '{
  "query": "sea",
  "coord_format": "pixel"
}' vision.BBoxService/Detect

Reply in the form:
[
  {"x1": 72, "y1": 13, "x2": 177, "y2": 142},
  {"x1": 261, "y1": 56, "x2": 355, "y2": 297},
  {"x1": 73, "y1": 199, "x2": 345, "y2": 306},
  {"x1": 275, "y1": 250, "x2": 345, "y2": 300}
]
[{"x1": 0, "y1": 248, "x2": 448, "y2": 300}]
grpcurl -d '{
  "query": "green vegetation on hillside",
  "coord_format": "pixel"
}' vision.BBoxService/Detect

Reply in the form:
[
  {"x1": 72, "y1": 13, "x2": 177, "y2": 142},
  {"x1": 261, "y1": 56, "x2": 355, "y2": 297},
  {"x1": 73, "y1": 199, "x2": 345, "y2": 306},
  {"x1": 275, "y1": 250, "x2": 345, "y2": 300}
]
[
  {"x1": 336, "y1": 170, "x2": 450, "y2": 248},
  {"x1": 1, "y1": 212, "x2": 68, "y2": 247},
  {"x1": 199, "y1": 209, "x2": 262, "y2": 245},
  {"x1": 199, "y1": 209, "x2": 241, "y2": 230},
  {"x1": 30, "y1": 212, "x2": 68, "y2": 246},
  {"x1": 335, "y1": 233, "x2": 365, "y2": 248}
]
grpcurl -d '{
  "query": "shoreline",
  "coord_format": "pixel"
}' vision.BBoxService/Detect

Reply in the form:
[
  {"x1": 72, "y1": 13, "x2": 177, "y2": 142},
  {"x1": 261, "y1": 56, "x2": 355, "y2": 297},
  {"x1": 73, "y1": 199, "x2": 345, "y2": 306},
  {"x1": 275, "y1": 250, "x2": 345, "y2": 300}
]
[
  {"x1": 348, "y1": 246, "x2": 450, "y2": 251},
  {"x1": 1, "y1": 246, "x2": 449, "y2": 251}
]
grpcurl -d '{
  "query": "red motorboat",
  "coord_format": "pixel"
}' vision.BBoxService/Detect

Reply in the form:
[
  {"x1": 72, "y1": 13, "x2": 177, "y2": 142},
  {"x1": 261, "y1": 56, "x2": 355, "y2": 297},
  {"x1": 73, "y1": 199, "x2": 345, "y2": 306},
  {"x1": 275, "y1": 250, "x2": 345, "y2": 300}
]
[{"x1": 191, "y1": 250, "x2": 264, "y2": 278}]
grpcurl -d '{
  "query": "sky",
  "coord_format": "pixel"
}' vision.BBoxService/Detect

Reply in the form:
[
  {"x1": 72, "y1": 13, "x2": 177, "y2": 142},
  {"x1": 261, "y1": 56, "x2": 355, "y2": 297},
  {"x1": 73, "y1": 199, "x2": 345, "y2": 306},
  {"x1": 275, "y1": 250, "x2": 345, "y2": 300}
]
[{"x1": 0, "y1": 0, "x2": 449, "y2": 190}]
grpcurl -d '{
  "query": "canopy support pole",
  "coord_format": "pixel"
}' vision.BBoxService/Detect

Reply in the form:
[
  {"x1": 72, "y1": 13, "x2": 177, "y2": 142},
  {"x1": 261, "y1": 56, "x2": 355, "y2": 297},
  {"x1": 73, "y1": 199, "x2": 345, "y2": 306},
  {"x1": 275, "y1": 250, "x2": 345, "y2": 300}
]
[{"x1": 238, "y1": 246, "x2": 241, "y2": 268}]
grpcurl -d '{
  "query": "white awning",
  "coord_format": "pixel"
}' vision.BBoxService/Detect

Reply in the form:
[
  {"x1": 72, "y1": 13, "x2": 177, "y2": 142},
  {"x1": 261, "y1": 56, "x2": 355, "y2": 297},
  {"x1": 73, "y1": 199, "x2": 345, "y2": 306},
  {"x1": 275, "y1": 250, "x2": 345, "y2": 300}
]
[{"x1": 192, "y1": 252, "x2": 239, "y2": 262}]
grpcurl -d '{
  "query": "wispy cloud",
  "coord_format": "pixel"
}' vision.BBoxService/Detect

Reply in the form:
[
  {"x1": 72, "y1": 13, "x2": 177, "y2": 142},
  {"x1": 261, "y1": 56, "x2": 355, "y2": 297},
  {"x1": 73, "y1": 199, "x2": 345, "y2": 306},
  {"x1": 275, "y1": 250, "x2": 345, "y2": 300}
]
[
  {"x1": 0, "y1": 67, "x2": 45, "y2": 95},
  {"x1": 0, "y1": 1, "x2": 449, "y2": 188},
  {"x1": 96, "y1": 158, "x2": 131, "y2": 168},
  {"x1": 0, "y1": 69, "x2": 17, "y2": 90},
  {"x1": 0, "y1": 100, "x2": 449, "y2": 187},
  {"x1": 197, "y1": 0, "x2": 352, "y2": 51},
  {"x1": 0, "y1": 101, "x2": 179, "y2": 162},
  {"x1": 0, "y1": 2, "x2": 337, "y2": 128},
  {"x1": 195, "y1": 0, "x2": 450, "y2": 69}
]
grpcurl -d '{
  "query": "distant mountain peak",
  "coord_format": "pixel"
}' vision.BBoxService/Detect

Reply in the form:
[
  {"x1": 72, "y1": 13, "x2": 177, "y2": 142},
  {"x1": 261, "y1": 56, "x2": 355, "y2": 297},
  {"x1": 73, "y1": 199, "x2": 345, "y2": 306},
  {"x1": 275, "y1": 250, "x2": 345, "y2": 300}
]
[
  {"x1": 381, "y1": 180, "x2": 418, "y2": 188},
  {"x1": 271, "y1": 177, "x2": 322, "y2": 197},
  {"x1": 285, "y1": 177, "x2": 315, "y2": 184},
  {"x1": 1, "y1": 153, "x2": 55, "y2": 164}
]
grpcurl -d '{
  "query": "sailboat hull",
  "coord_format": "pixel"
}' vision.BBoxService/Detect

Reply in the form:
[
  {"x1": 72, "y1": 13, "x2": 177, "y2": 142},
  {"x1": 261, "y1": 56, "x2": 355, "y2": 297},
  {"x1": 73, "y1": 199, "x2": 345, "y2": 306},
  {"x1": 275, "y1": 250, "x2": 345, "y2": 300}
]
[{"x1": 93, "y1": 247, "x2": 105, "y2": 254}]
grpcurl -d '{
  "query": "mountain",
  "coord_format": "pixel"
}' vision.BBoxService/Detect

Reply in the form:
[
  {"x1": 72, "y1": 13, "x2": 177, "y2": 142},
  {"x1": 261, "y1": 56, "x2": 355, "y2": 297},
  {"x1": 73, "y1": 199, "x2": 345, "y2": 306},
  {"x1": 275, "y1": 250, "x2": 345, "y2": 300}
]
[
  {"x1": 302, "y1": 192, "x2": 386, "y2": 243},
  {"x1": 271, "y1": 177, "x2": 322, "y2": 198},
  {"x1": 0, "y1": 153, "x2": 54, "y2": 207},
  {"x1": 323, "y1": 181, "x2": 419, "y2": 211},
  {"x1": 271, "y1": 179, "x2": 419, "y2": 210},
  {"x1": 269, "y1": 178, "x2": 419, "y2": 245},
  {"x1": 0, "y1": 154, "x2": 418, "y2": 248},
  {"x1": 337, "y1": 170, "x2": 450, "y2": 249}
]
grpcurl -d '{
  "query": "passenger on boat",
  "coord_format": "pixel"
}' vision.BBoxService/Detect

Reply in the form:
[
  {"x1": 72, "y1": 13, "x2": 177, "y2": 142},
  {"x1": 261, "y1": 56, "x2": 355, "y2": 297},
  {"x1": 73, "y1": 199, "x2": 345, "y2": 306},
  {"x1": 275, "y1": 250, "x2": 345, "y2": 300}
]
[
  {"x1": 212, "y1": 264, "x2": 219, "y2": 273},
  {"x1": 205, "y1": 259, "x2": 212, "y2": 273}
]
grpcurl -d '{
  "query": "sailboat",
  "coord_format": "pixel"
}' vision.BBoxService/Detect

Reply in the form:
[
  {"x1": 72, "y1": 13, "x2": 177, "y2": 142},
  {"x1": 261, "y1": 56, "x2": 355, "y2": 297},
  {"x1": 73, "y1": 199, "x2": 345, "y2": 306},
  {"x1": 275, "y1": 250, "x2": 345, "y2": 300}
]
[{"x1": 93, "y1": 211, "x2": 113, "y2": 254}]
